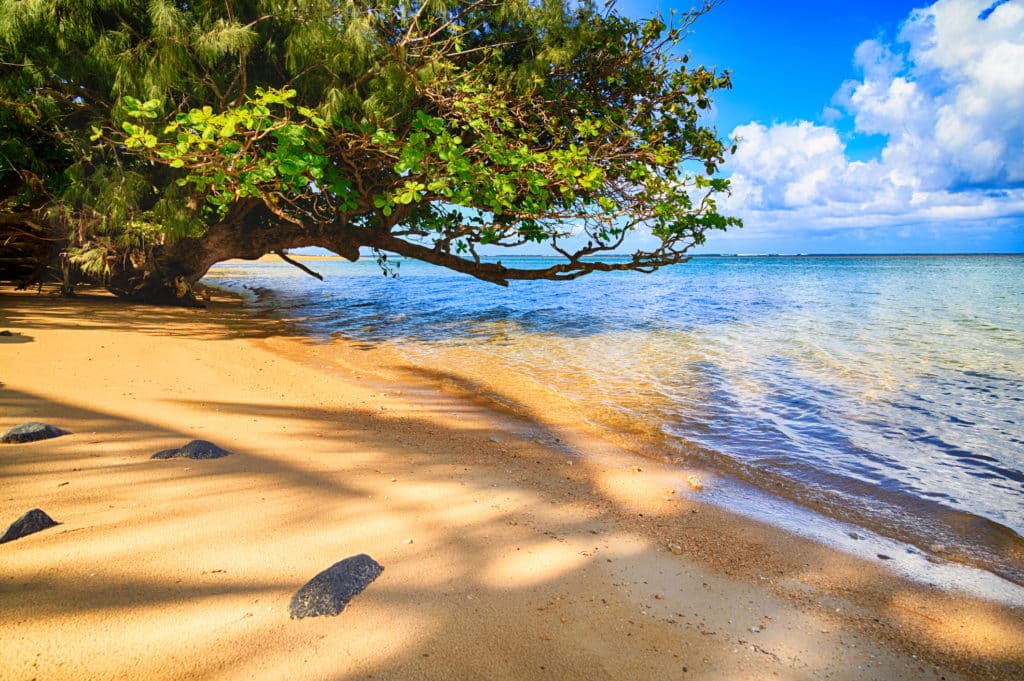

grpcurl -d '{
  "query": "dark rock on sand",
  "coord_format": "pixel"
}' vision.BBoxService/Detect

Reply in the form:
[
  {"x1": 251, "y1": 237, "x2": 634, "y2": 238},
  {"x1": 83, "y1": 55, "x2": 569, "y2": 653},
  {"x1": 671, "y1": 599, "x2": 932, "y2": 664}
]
[
  {"x1": 289, "y1": 554, "x2": 384, "y2": 619},
  {"x1": 151, "y1": 439, "x2": 230, "y2": 460},
  {"x1": 1, "y1": 508, "x2": 59, "y2": 543},
  {"x1": 1, "y1": 422, "x2": 70, "y2": 444}
]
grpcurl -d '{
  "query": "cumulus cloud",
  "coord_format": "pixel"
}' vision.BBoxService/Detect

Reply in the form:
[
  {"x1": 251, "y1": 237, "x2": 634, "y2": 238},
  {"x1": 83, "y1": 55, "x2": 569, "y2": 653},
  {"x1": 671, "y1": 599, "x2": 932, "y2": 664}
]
[{"x1": 721, "y1": 0, "x2": 1024, "y2": 245}]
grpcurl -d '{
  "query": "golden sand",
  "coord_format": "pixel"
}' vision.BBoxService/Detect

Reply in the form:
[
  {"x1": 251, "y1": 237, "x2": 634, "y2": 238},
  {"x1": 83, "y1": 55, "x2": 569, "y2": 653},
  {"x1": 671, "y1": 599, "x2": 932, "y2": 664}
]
[{"x1": 1, "y1": 288, "x2": 1021, "y2": 680}]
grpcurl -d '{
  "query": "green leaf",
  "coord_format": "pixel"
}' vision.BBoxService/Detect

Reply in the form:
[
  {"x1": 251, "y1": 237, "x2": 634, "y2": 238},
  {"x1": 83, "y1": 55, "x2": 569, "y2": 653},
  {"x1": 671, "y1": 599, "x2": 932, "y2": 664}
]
[{"x1": 371, "y1": 129, "x2": 396, "y2": 146}]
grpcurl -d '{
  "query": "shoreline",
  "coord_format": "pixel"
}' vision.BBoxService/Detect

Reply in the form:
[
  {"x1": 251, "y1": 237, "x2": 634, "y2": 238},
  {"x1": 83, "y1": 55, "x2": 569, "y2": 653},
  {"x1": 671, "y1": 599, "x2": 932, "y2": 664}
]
[
  {"x1": 2, "y1": 287, "x2": 1022, "y2": 680},
  {"x1": 215, "y1": 263, "x2": 1024, "y2": 595}
]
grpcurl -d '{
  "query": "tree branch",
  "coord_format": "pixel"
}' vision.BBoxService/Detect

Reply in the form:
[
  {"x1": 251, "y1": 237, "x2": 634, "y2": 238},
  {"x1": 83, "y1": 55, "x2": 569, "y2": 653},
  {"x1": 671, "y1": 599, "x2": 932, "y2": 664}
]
[{"x1": 274, "y1": 250, "x2": 324, "y2": 280}]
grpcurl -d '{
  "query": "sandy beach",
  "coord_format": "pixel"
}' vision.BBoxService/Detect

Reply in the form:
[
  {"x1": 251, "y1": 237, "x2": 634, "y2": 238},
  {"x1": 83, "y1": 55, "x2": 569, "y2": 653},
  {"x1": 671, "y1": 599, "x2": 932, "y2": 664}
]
[{"x1": 1, "y1": 287, "x2": 1022, "y2": 681}]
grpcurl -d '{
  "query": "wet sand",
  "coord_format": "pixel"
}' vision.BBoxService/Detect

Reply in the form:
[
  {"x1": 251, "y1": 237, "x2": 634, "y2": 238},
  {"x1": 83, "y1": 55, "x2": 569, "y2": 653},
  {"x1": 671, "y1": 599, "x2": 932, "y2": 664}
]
[{"x1": 1, "y1": 287, "x2": 1022, "y2": 680}]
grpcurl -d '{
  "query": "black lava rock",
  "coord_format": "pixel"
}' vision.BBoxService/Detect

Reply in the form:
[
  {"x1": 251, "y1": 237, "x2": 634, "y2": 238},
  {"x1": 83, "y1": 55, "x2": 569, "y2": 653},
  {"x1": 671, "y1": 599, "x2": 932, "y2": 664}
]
[
  {"x1": 1, "y1": 422, "x2": 70, "y2": 444},
  {"x1": 289, "y1": 554, "x2": 384, "y2": 619},
  {"x1": 151, "y1": 439, "x2": 230, "y2": 460},
  {"x1": 1, "y1": 508, "x2": 59, "y2": 543}
]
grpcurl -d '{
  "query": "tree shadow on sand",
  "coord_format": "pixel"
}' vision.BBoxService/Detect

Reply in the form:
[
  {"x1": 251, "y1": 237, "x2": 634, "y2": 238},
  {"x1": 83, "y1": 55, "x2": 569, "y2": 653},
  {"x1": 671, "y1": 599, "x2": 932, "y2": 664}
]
[{"x1": 2, "y1": 378, "x2": 1023, "y2": 680}]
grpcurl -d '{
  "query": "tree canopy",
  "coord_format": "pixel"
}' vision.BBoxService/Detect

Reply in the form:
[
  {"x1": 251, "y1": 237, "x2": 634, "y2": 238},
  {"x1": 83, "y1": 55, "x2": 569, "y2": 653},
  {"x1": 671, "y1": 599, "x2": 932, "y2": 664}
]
[{"x1": 0, "y1": 0, "x2": 739, "y2": 303}]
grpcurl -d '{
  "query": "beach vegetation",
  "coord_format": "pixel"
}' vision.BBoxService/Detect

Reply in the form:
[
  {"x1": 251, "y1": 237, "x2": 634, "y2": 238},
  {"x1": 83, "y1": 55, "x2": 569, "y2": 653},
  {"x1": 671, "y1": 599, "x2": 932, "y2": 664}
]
[{"x1": 0, "y1": 0, "x2": 739, "y2": 304}]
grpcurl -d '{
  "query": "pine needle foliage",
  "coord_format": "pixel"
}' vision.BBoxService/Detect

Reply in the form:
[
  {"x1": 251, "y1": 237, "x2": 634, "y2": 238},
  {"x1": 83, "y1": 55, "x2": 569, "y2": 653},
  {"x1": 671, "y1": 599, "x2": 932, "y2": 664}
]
[{"x1": 1, "y1": 0, "x2": 740, "y2": 300}]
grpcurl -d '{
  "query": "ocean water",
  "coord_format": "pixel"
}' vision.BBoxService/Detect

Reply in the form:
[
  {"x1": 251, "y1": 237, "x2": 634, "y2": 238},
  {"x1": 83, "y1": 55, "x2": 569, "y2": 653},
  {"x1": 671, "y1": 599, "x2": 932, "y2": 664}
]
[{"x1": 207, "y1": 254, "x2": 1024, "y2": 587}]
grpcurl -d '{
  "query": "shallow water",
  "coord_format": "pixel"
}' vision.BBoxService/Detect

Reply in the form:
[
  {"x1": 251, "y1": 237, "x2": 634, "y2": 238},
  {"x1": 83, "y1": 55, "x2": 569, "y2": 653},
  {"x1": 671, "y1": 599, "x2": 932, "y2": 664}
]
[{"x1": 207, "y1": 254, "x2": 1024, "y2": 585}]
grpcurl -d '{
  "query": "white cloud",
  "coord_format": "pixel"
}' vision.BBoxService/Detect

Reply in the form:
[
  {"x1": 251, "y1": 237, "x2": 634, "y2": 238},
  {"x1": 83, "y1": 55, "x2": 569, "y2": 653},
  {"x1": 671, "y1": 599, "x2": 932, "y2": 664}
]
[{"x1": 722, "y1": 0, "x2": 1024, "y2": 244}]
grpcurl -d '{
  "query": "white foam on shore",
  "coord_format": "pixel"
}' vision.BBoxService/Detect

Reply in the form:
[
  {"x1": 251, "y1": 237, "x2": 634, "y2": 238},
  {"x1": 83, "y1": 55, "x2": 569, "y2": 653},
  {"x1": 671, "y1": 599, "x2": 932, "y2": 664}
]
[{"x1": 698, "y1": 476, "x2": 1024, "y2": 609}]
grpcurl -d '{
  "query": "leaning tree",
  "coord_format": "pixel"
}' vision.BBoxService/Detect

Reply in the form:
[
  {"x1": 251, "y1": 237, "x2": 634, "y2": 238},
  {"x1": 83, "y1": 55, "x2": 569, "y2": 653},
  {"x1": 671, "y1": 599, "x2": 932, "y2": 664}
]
[{"x1": 0, "y1": 0, "x2": 739, "y2": 303}]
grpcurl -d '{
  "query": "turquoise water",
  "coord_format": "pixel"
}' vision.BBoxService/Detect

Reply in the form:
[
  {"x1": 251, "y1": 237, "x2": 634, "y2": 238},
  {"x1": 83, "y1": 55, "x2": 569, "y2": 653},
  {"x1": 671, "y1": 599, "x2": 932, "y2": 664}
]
[{"x1": 208, "y1": 254, "x2": 1024, "y2": 584}]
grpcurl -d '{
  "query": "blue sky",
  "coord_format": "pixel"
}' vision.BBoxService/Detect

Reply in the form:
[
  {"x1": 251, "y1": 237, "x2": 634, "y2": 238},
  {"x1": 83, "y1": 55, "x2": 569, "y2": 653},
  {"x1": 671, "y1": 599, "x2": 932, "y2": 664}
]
[{"x1": 618, "y1": 0, "x2": 1024, "y2": 253}]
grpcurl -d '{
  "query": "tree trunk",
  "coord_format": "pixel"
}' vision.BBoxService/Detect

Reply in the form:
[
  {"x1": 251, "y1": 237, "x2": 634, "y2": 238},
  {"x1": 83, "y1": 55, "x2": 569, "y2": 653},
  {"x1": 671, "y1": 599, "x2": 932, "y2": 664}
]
[
  {"x1": 0, "y1": 214, "x2": 63, "y2": 291},
  {"x1": 107, "y1": 201, "x2": 363, "y2": 306}
]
